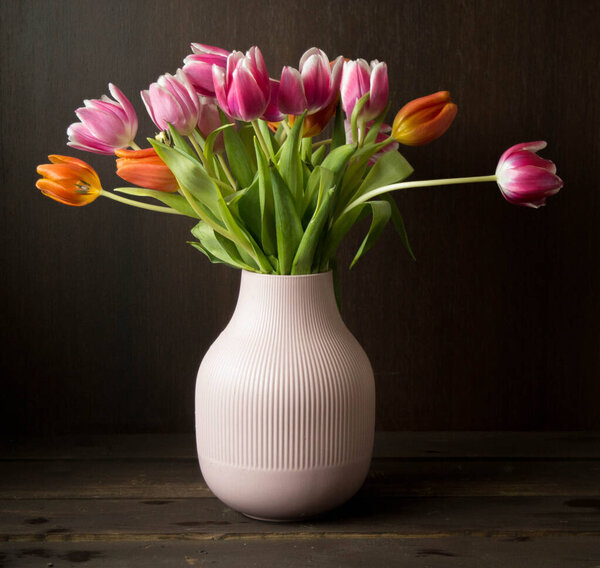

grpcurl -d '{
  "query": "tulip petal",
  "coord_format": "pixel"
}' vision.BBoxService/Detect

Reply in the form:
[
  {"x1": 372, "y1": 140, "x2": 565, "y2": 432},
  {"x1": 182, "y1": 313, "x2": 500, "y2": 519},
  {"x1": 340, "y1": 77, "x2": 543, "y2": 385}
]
[
  {"x1": 191, "y1": 43, "x2": 230, "y2": 57},
  {"x1": 278, "y1": 66, "x2": 308, "y2": 115},
  {"x1": 231, "y1": 63, "x2": 268, "y2": 121},
  {"x1": 212, "y1": 64, "x2": 230, "y2": 115},
  {"x1": 109, "y1": 83, "x2": 138, "y2": 138},
  {"x1": 301, "y1": 53, "x2": 330, "y2": 112},
  {"x1": 67, "y1": 123, "x2": 117, "y2": 154}
]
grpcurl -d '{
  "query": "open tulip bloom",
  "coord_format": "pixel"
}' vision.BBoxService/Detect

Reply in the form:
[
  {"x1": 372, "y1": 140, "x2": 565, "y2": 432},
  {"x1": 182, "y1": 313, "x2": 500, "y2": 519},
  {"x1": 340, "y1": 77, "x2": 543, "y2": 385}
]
[{"x1": 37, "y1": 44, "x2": 563, "y2": 275}]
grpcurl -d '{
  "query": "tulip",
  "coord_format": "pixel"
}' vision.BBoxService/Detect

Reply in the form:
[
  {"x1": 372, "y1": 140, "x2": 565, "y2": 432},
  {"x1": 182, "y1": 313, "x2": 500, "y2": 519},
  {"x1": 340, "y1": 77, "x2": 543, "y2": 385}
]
[
  {"x1": 341, "y1": 59, "x2": 388, "y2": 122},
  {"x1": 115, "y1": 148, "x2": 178, "y2": 193},
  {"x1": 196, "y1": 96, "x2": 226, "y2": 152},
  {"x1": 183, "y1": 43, "x2": 230, "y2": 97},
  {"x1": 288, "y1": 92, "x2": 339, "y2": 138},
  {"x1": 212, "y1": 47, "x2": 271, "y2": 122},
  {"x1": 345, "y1": 120, "x2": 399, "y2": 164},
  {"x1": 141, "y1": 69, "x2": 200, "y2": 136},
  {"x1": 278, "y1": 48, "x2": 343, "y2": 116},
  {"x1": 36, "y1": 155, "x2": 102, "y2": 206},
  {"x1": 495, "y1": 141, "x2": 562, "y2": 208},
  {"x1": 67, "y1": 84, "x2": 138, "y2": 155},
  {"x1": 392, "y1": 91, "x2": 457, "y2": 146},
  {"x1": 262, "y1": 79, "x2": 286, "y2": 122}
]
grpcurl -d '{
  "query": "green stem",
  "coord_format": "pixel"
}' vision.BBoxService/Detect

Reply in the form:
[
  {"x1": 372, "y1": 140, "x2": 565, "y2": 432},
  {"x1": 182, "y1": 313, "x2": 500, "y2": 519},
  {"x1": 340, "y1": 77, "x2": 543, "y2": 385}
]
[
  {"x1": 129, "y1": 141, "x2": 141, "y2": 150},
  {"x1": 188, "y1": 135, "x2": 213, "y2": 175},
  {"x1": 312, "y1": 138, "x2": 332, "y2": 149},
  {"x1": 217, "y1": 153, "x2": 237, "y2": 190},
  {"x1": 339, "y1": 175, "x2": 498, "y2": 218},
  {"x1": 251, "y1": 120, "x2": 272, "y2": 160},
  {"x1": 100, "y1": 190, "x2": 184, "y2": 215}
]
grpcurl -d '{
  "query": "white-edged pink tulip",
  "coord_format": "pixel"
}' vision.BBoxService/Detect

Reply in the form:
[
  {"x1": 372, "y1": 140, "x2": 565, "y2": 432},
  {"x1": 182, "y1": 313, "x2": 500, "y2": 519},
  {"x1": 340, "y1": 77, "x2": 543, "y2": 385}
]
[
  {"x1": 278, "y1": 48, "x2": 343, "y2": 116},
  {"x1": 496, "y1": 141, "x2": 563, "y2": 208},
  {"x1": 141, "y1": 69, "x2": 200, "y2": 136},
  {"x1": 341, "y1": 59, "x2": 389, "y2": 121},
  {"x1": 212, "y1": 47, "x2": 271, "y2": 122},
  {"x1": 183, "y1": 43, "x2": 230, "y2": 97},
  {"x1": 67, "y1": 83, "x2": 138, "y2": 155}
]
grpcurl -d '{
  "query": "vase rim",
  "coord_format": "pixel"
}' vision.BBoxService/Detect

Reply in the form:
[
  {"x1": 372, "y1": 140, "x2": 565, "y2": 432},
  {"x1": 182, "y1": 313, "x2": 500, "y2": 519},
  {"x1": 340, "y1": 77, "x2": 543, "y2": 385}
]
[{"x1": 241, "y1": 270, "x2": 333, "y2": 279}]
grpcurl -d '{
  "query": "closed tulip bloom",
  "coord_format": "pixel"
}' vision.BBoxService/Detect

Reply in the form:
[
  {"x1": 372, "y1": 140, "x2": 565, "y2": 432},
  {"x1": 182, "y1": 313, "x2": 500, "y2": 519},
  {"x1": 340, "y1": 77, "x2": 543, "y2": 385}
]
[
  {"x1": 142, "y1": 69, "x2": 200, "y2": 136},
  {"x1": 392, "y1": 91, "x2": 457, "y2": 146},
  {"x1": 278, "y1": 48, "x2": 343, "y2": 116},
  {"x1": 341, "y1": 59, "x2": 389, "y2": 121},
  {"x1": 36, "y1": 155, "x2": 102, "y2": 206},
  {"x1": 183, "y1": 43, "x2": 230, "y2": 97},
  {"x1": 262, "y1": 79, "x2": 286, "y2": 122},
  {"x1": 212, "y1": 47, "x2": 271, "y2": 122},
  {"x1": 67, "y1": 84, "x2": 138, "y2": 155},
  {"x1": 115, "y1": 148, "x2": 178, "y2": 193},
  {"x1": 495, "y1": 141, "x2": 562, "y2": 208}
]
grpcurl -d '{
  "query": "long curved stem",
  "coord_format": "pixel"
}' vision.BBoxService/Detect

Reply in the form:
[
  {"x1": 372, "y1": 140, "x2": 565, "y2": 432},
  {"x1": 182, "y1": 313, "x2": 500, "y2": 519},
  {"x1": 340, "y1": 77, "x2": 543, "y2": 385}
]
[{"x1": 100, "y1": 190, "x2": 184, "y2": 215}]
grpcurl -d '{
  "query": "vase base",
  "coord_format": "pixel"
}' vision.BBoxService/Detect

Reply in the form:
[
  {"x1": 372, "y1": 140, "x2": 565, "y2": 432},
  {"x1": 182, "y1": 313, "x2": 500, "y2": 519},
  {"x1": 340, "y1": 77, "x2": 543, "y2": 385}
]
[{"x1": 242, "y1": 513, "x2": 318, "y2": 523}]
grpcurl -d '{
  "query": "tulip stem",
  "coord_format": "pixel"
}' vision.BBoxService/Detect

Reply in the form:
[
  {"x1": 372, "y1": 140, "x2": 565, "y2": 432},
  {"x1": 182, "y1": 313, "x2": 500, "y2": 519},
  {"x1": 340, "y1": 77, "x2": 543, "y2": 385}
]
[
  {"x1": 252, "y1": 120, "x2": 272, "y2": 160},
  {"x1": 188, "y1": 135, "x2": 214, "y2": 175},
  {"x1": 217, "y1": 154, "x2": 237, "y2": 190},
  {"x1": 339, "y1": 175, "x2": 499, "y2": 218},
  {"x1": 129, "y1": 141, "x2": 141, "y2": 151},
  {"x1": 312, "y1": 138, "x2": 332, "y2": 149},
  {"x1": 100, "y1": 190, "x2": 185, "y2": 215}
]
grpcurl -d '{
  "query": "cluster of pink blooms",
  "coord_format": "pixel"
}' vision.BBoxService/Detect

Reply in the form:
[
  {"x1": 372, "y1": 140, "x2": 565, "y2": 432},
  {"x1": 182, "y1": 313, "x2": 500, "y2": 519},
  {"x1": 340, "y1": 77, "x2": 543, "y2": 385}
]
[{"x1": 65, "y1": 43, "x2": 562, "y2": 208}]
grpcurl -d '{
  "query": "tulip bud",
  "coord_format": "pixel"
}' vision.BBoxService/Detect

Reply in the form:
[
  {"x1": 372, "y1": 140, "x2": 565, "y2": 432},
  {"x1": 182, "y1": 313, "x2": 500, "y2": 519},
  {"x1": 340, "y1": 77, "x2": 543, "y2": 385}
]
[
  {"x1": 495, "y1": 141, "x2": 563, "y2": 208},
  {"x1": 392, "y1": 91, "x2": 457, "y2": 146},
  {"x1": 341, "y1": 59, "x2": 389, "y2": 122},
  {"x1": 36, "y1": 155, "x2": 102, "y2": 206},
  {"x1": 67, "y1": 84, "x2": 138, "y2": 155},
  {"x1": 183, "y1": 44, "x2": 230, "y2": 97},
  {"x1": 141, "y1": 69, "x2": 200, "y2": 136},
  {"x1": 115, "y1": 148, "x2": 178, "y2": 193}
]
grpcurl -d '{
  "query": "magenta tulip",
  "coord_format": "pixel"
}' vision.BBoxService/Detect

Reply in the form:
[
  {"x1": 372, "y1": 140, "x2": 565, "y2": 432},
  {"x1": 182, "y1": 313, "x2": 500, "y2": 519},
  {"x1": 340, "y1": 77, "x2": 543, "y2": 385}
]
[
  {"x1": 278, "y1": 48, "x2": 343, "y2": 116},
  {"x1": 212, "y1": 47, "x2": 271, "y2": 122},
  {"x1": 495, "y1": 141, "x2": 563, "y2": 208},
  {"x1": 262, "y1": 79, "x2": 286, "y2": 122},
  {"x1": 67, "y1": 83, "x2": 138, "y2": 155},
  {"x1": 183, "y1": 43, "x2": 230, "y2": 97},
  {"x1": 341, "y1": 59, "x2": 389, "y2": 121},
  {"x1": 141, "y1": 69, "x2": 200, "y2": 136}
]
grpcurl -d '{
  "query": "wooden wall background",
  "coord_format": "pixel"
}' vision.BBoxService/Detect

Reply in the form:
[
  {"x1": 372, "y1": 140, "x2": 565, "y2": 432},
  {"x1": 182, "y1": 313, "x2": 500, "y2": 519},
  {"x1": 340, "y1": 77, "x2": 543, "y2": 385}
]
[{"x1": 1, "y1": 0, "x2": 599, "y2": 435}]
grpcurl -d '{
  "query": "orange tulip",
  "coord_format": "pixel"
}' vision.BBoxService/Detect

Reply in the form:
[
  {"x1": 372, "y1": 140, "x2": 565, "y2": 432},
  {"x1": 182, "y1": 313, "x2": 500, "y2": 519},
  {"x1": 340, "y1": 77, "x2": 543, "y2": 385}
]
[
  {"x1": 36, "y1": 155, "x2": 102, "y2": 206},
  {"x1": 115, "y1": 148, "x2": 178, "y2": 192},
  {"x1": 392, "y1": 91, "x2": 457, "y2": 146}
]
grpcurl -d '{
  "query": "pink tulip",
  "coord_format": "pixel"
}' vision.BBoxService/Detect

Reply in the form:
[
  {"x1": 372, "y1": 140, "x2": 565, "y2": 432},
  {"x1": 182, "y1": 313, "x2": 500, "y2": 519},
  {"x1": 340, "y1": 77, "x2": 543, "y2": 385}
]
[
  {"x1": 183, "y1": 43, "x2": 230, "y2": 97},
  {"x1": 212, "y1": 47, "x2": 271, "y2": 122},
  {"x1": 345, "y1": 120, "x2": 399, "y2": 165},
  {"x1": 278, "y1": 48, "x2": 343, "y2": 116},
  {"x1": 262, "y1": 79, "x2": 286, "y2": 122},
  {"x1": 67, "y1": 83, "x2": 138, "y2": 155},
  {"x1": 141, "y1": 69, "x2": 200, "y2": 136},
  {"x1": 496, "y1": 141, "x2": 563, "y2": 208},
  {"x1": 197, "y1": 96, "x2": 225, "y2": 152},
  {"x1": 341, "y1": 59, "x2": 389, "y2": 121}
]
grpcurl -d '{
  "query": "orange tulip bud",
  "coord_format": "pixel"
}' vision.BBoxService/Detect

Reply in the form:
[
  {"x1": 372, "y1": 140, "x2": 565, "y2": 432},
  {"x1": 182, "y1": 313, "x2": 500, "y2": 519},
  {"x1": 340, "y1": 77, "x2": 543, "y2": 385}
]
[
  {"x1": 115, "y1": 148, "x2": 178, "y2": 193},
  {"x1": 392, "y1": 91, "x2": 457, "y2": 146},
  {"x1": 36, "y1": 155, "x2": 102, "y2": 206}
]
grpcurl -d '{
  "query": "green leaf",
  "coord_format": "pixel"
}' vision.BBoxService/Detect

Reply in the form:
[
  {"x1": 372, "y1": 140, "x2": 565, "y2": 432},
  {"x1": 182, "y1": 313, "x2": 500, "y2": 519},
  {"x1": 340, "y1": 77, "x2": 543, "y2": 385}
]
[
  {"x1": 222, "y1": 117, "x2": 254, "y2": 188},
  {"x1": 363, "y1": 101, "x2": 391, "y2": 147},
  {"x1": 166, "y1": 124, "x2": 196, "y2": 158},
  {"x1": 354, "y1": 150, "x2": 413, "y2": 200},
  {"x1": 321, "y1": 143, "x2": 356, "y2": 184},
  {"x1": 331, "y1": 99, "x2": 346, "y2": 150},
  {"x1": 292, "y1": 187, "x2": 335, "y2": 275},
  {"x1": 257, "y1": 119, "x2": 277, "y2": 155},
  {"x1": 349, "y1": 200, "x2": 391, "y2": 268},
  {"x1": 235, "y1": 176, "x2": 262, "y2": 246},
  {"x1": 278, "y1": 111, "x2": 305, "y2": 201},
  {"x1": 204, "y1": 123, "x2": 235, "y2": 163},
  {"x1": 301, "y1": 166, "x2": 334, "y2": 221},
  {"x1": 311, "y1": 144, "x2": 326, "y2": 166},
  {"x1": 190, "y1": 222, "x2": 256, "y2": 271},
  {"x1": 254, "y1": 139, "x2": 277, "y2": 256},
  {"x1": 114, "y1": 187, "x2": 198, "y2": 218},
  {"x1": 320, "y1": 203, "x2": 365, "y2": 268},
  {"x1": 238, "y1": 125, "x2": 258, "y2": 170},
  {"x1": 382, "y1": 193, "x2": 415, "y2": 260},
  {"x1": 270, "y1": 167, "x2": 304, "y2": 274}
]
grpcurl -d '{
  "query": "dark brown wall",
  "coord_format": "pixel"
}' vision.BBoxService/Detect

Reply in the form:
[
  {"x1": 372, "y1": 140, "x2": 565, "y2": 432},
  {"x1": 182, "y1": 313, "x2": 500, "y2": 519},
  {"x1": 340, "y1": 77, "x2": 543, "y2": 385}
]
[{"x1": 1, "y1": 0, "x2": 598, "y2": 434}]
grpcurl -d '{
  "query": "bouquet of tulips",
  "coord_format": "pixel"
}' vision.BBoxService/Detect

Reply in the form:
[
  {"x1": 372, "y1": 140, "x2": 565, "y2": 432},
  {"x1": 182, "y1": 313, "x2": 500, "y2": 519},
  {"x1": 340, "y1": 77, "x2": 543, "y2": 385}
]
[{"x1": 37, "y1": 45, "x2": 563, "y2": 275}]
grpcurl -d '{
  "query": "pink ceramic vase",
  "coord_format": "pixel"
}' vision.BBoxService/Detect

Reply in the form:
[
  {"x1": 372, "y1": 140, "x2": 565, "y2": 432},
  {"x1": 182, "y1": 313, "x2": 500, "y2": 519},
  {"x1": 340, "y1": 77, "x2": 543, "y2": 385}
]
[{"x1": 195, "y1": 270, "x2": 375, "y2": 521}]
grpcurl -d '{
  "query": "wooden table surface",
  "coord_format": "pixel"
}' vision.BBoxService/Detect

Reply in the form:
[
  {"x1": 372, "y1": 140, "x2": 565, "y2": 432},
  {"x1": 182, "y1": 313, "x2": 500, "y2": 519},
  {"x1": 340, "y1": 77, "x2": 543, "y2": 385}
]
[{"x1": 1, "y1": 432, "x2": 599, "y2": 567}]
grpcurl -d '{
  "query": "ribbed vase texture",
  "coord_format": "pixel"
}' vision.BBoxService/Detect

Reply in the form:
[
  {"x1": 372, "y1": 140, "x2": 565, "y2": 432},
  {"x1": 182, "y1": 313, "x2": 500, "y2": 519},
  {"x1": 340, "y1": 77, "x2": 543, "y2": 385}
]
[{"x1": 195, "y1": 271, "x2": 375, "y2": 520}]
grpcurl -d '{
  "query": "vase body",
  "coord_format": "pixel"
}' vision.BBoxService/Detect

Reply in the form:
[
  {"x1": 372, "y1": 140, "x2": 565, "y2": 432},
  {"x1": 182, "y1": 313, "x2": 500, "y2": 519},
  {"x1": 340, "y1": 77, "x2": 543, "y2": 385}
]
[{"x1": 195, "y1": 270, "x2": 375, "y2": 521}]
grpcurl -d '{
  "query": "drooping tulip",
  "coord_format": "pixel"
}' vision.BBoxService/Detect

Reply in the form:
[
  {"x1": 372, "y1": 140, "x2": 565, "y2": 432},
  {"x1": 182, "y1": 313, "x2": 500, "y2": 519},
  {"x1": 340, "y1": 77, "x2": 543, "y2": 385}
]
[
  {"x1": 141, "y1": 69, "x2": 200, "y2": 136},
  {"x1": 392, "y1": 91, "x2": 457, "y2": 146},
  {"x1": 67, "y1": 84, "x2": 138, "y2": 155},
  {"x1": 345, "y1": 121, "x2": 399, "y2": 165},
  {"x1": 212, "y1": 47, "x2": 271, "y2": 122},
  {"x1": 341, "y1": 59, "x2": 388, "y2": 121},
  {"x1": 495, "y1": 141, "x2": 563, "y2": 208},
  {"x1": 278, "y1": 48, "x2": 343, "y2": 116},
  {"x1": 36, "y1": 155, "x2": 102, "y2": 206},
  {"x1": 115, "y1": 148, "x2": 178, "y2": 193},
  {"x1": 183, "y1": 43, "x2": 230, "y2": 97}
]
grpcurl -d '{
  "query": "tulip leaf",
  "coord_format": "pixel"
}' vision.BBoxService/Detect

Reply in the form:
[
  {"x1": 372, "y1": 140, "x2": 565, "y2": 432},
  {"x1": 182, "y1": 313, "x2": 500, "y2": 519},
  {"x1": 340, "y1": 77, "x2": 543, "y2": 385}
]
[
  {"x1": 353, "y1": 150, "x2": 413, "y2": 201},
  {"x1": 204, "y1": 123, "x2": 235, "y2": 163},
  {"x1": 349, "y1": 200, "x2": 391, "y2": 269},
  {"x1": 292, "y1": 187, "x2": 335, "y2": 275},
  {"x1": 254, "y1": 139, "x2": 277, "y2": 257},
  {"x1": 190, "y1": 222, "x2": 256, "y2": 271},
  {"x1": 113, "y1": 187, "x2": 198, "y2": 218},
  {"x1": 320, "y1": 203, "x2": 366, "y2": 269},
  {"x1": 235, "y1": 176, "x2": 262, "y2": 248},
  {"x1": 238, "y1": 124, "x2": 258, "y2": 170},
  {"x1": 166, "y1": 124, "x2": 196, "y2": 159},
  {"x1": 331, "y1": 99, "x2": 346, "y2": 150},
  {"x1": 278, "y1": 111, "x2": 305, "y2": 202},
  {"x1": 311, "y1": 144, "x2": 326, "y2": 166},
  {"x1": 382, "y1": 193, "x2": 415, "y2": 261},
  {"x1": 301, "y1": 166, "x2": 334, "y2": 221},
  {"x1": 363, "y1": 101, "x2": 391, "y2": 147},
  {"x1": 321, "y1": 143, "x2": 356, "y2": 185},
  {"x1": 257, "y1": 119, "x2": 277, "y2": 155},
  {"x1": 270, "y1": 166, "x2": 304, "y2": 274},
  {"x1": 149, "y1": 139, "x2": 223, "y2": 224},
  {"x1": 221, "y1": 116, "x2": 254, "y2": 189}
]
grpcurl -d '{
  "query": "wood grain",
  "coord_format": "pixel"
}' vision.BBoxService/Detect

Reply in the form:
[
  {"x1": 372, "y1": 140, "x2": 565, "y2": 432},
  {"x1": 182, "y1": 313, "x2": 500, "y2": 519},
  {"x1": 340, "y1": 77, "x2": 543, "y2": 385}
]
[{"x1": 1, "y1": 0, "x2": 599, "y2": 434}]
